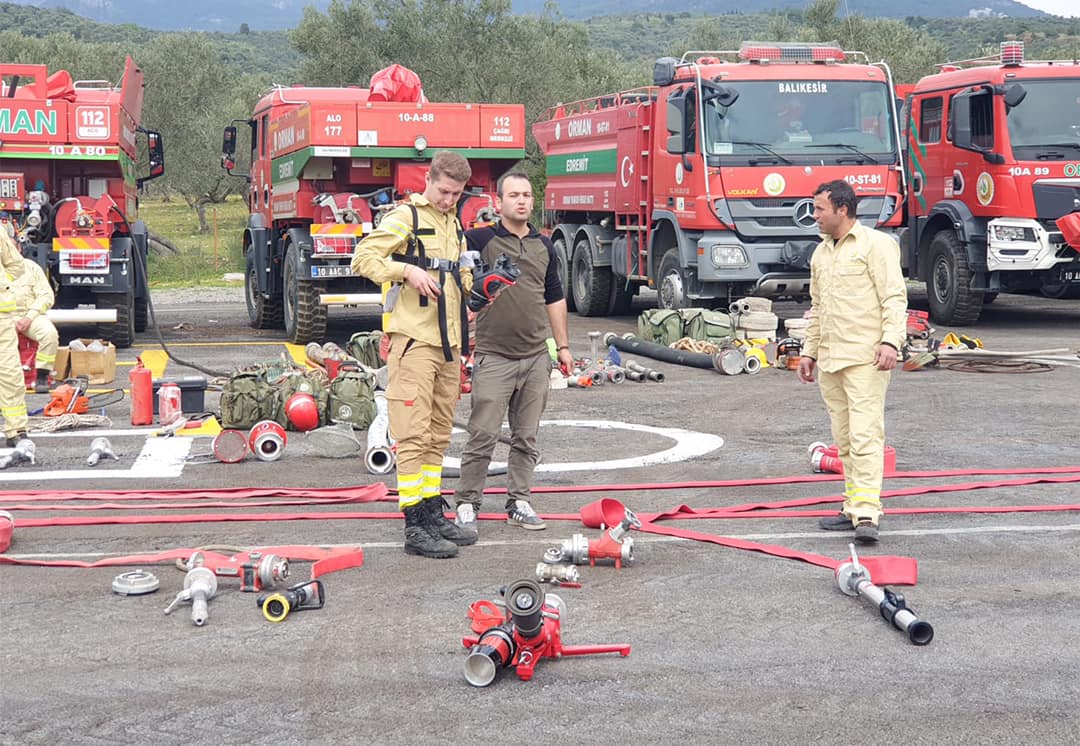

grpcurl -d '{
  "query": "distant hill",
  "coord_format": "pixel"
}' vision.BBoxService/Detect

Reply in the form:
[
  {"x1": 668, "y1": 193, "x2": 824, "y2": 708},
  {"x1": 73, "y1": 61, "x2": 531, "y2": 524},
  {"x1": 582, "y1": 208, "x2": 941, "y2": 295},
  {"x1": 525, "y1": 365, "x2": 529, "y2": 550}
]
[
  {"x1": 0, "y1": 0, "x2": 330, "y2": 31},
  {"x1": 0, "y1": 0, "x2": 1046, "y2": 32},
  {"x1": 512, "y1": 0, "x2": 1045, "y2": 19}
]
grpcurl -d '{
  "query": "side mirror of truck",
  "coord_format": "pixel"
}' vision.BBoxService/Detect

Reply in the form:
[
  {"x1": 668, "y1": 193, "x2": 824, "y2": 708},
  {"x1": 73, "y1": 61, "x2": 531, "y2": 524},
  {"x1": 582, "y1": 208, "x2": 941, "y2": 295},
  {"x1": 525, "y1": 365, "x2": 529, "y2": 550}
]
[
  {"x1": 221, "y1": 126, "x2": 238, "y2": 172},
  {"x1": 137, "y1": 129, "x2": 165, "y2": 189},
  {"x1": 666, "y1": 94, "x2": 687, "y2": 154},
  {"x1": 654, "y1": 57, "x2": 678, "y2": 87},
  {"x1": 1003, "y1": 83, "x2": 1027, "y2": 110}
]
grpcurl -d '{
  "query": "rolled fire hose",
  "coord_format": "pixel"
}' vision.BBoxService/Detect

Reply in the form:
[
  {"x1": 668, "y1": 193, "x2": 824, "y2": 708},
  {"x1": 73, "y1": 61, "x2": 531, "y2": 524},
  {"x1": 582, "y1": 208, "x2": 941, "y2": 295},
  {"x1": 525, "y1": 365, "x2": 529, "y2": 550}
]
[
  {"x1": 604, "y1": 333, "x2": 716, "y2": 371},
  {"x1": 365, "y1": 391, "x2": 395, "y2": 475}
]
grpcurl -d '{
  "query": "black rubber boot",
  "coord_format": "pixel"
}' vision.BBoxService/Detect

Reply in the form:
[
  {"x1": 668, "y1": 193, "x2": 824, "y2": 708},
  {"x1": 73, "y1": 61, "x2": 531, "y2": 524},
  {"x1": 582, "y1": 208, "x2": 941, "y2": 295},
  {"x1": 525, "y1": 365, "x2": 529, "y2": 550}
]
[
  {"x1": 5, "y1": 431, "x2": 30, "y2": 448},
  {"x1": 819, "y1": 512, "x2": 855, "y2": 531},
  {"x1": 424, "y1": 497, "x2": 478, "y2": 546},
  {"x1": 34, "y1": 369, "x2": 51, "y2": 394},
  {"x1": 854, "y1": 519, "x2": 880, "y2": 544},
  {"x1": 402, "y1": 503, "x2": 458, "y2": 558}
]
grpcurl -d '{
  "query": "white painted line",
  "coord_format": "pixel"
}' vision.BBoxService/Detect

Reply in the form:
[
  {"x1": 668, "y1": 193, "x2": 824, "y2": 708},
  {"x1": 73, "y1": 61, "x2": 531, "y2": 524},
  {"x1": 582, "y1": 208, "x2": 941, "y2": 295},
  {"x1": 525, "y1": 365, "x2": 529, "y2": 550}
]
[
  {"x1": 444, "y1": 419, "x2": 724, "y2": 473},
  {"x1": 10, "y1": 523, "x2": 1080, "y2": 560},
  {"x1": 0, "y1": 437, "x2": 191, "y2": 482}
]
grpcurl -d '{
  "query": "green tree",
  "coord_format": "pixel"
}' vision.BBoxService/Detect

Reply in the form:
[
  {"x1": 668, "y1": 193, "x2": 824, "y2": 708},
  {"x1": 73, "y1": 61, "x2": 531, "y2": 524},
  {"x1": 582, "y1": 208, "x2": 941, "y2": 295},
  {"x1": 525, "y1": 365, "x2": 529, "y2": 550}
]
[
  {"x1": 137, "y1": 34, "x2": 267, "y2": 231},
  {"x1": 290, "y1": 0, "x2": 635, "y2": 179}
]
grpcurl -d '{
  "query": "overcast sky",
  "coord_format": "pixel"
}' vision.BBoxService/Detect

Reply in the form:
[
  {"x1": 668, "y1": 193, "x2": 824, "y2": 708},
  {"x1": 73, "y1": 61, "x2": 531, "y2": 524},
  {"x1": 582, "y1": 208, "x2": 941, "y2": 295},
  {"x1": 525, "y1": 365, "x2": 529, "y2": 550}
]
[{"x1": 1020, "y1": 1, "x2": 1079, "y2": 16}]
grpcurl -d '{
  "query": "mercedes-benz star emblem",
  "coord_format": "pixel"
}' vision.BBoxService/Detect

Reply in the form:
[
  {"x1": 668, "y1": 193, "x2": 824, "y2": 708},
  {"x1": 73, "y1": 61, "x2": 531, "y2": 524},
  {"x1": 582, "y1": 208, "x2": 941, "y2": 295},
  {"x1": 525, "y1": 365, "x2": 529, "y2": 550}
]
[{"x1": 793, "y1": 199, "x2": 817, "y2": 229}]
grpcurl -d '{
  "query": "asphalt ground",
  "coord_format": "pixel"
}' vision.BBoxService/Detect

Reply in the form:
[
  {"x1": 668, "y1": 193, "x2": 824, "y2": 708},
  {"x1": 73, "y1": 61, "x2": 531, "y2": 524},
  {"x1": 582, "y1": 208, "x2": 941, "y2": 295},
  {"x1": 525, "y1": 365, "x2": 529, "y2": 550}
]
[{"x1": 2, "y1": 286, "x2": 1080, "y2": 745}]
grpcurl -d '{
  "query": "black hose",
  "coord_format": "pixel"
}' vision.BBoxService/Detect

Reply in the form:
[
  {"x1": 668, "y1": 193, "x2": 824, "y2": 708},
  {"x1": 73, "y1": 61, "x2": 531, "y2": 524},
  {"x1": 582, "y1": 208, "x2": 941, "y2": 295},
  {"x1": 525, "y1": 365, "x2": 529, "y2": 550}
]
[
  {"x1": 110, "y1": 206, "x2": 229, "y2": 379},
  {"x1": 604, "y1": 332, "x2": 716, "y2": 370}
]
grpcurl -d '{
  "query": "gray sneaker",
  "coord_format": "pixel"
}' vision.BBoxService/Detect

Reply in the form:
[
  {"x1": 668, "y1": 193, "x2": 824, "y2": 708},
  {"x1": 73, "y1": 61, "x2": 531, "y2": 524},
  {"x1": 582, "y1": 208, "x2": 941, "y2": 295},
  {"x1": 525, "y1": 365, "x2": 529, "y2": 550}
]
[
  {"x1": 506, "y1": 500, "x2": 546, "y2": 530},
  {"x1": 455, "y1": 503, "x2": 479, "y2": 539}
]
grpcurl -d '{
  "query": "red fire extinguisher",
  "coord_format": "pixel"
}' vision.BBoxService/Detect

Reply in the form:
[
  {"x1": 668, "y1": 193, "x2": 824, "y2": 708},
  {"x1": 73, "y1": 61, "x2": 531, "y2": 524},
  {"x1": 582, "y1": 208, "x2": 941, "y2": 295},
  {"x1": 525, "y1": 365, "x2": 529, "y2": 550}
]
[{"x1": 129, "y1": 357, "x2": 153, "y2": 426}]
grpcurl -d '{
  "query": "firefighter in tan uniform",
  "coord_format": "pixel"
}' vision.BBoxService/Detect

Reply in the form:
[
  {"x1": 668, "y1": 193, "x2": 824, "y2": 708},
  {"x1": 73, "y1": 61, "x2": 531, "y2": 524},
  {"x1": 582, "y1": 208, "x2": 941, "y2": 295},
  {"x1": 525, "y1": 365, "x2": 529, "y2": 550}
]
[
  {"x1": 351, "y1": 151, "x2": 475, "y2": 559},
  {"x1": 799, "y1": 180, "x2": 907, "y2": 544},
  {"x1": 14, "y1": 257, "x2": 59, "y2": 393},
  {"x1": 0, "y1": 227, "x2": 31, "y2": 446}
]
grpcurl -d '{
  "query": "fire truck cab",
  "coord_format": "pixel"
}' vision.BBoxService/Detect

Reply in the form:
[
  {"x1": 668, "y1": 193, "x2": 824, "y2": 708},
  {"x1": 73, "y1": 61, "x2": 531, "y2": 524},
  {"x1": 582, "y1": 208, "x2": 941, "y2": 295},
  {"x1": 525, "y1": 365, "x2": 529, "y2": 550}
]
[
  {"x1": 0, "y1": 57, "x2": 164, "y2": 347},
  {"x1": 903, "y1": 41, "x2": 1080, "y2": 323},
  {"x1": 222, "y1": 66, "x2": 525, "y2": 343},
  {"x1": 534, "y1": 42, "x2": 904, "y2": 315}
]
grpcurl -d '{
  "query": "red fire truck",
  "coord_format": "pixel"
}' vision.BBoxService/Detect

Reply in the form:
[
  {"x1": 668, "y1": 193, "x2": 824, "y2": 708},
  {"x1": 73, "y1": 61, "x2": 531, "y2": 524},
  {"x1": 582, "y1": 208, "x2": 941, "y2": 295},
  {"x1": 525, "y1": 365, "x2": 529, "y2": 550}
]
[
  {"x1": 0, "y1": 56, "x2": 164, "y2": 347},
  {"x1": 533, "y1": 42, "x2": 904, "y2": 315},
  {"x1": 902, "y1": 41, "x2": 1080, "y2": 323},
  {"x1": 221, "y1": 66, "x2": 526, "y2": 343}
]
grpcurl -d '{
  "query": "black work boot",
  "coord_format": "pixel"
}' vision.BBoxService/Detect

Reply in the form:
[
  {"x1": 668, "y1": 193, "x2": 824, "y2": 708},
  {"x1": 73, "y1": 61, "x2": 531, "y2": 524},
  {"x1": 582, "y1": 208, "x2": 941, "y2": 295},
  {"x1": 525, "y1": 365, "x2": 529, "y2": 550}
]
[
  {"x1": 402, "y1": 503, "x2": 459, "y2": 558},
  {"x1": 424, "y1": 496, "x2": 478, "y2": 546},
  {"x1": 854, "y1": 519, "x2": 880, "y2": 544},
  {"x1": 34, "y1": 369, "x2": 51, "y2": 394},
  {"x1": 5, "y1": 431, "x2": 30, "y2": 448},
  {"x1": 819, "y1": 512, "x2": 855, "y2": 531}
]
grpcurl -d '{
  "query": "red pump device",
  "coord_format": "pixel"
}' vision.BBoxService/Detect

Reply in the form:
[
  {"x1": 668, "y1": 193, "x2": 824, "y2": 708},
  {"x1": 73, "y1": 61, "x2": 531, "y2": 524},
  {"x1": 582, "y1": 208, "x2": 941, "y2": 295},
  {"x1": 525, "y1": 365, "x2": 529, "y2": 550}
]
[{"x1": 462, "y1": 578, "x2": 630, "y2": 686}]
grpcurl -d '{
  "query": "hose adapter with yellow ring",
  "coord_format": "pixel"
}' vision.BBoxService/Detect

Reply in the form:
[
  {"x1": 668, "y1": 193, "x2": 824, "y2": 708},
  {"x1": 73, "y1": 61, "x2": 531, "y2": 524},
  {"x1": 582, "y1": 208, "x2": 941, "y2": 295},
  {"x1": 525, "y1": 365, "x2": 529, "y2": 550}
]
[{"x1": 257, "y1": 579, "x2": 325, "y2": 622}]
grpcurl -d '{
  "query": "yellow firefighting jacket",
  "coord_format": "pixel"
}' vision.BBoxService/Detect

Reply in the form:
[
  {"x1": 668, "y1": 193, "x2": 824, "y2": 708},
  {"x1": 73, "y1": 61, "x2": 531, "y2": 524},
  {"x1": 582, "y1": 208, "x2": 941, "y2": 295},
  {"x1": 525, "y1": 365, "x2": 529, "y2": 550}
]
[
  {"x1": 351, "y1": 193, "x2": 473, "y2": 353},
  {"x1": 0, "y1": 230, "x2": 26, "y2": 317},
  {"x1": 13, "y1": 258, "x2": 54, "y2": 320},
  {"x1": 802, "y1": 221, "x2": 907, "y2": 373}
]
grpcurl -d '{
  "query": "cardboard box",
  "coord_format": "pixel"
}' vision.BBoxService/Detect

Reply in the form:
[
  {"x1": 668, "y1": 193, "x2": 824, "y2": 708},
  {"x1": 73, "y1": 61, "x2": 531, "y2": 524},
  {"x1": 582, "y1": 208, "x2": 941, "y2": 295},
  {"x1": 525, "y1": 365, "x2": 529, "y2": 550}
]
[
  {"x1": 53, "y1": 347, "x2": 71, "y2": 380},
  {"x1": 67, "y1": 339, "x2": 117, "y2": 385}
]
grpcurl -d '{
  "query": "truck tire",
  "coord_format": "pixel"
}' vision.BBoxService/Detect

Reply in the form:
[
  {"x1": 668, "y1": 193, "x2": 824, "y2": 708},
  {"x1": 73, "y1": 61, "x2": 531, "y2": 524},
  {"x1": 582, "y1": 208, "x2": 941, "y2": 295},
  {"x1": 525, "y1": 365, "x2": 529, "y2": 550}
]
[
  {"x1": 657, "y1": 249, "x2": 689, "y2": 310},
  {"x1": 571, "y1": 237, "x2": 611, "y2": 317},
  {"x1": 283, "y1": 242, "x2": 327, "y2": 343},
  {"x1": 245, "y1": 252, "x2": 283, "y2": 329},
  {"x1": 97, "y1": 293, "x2": 135, "y2": 349},
  {"x1": 553, "y1": 235, "x2": 575, "y2": 312},
  {"x1": 134, "y1": 296, "x2": 149, "y2": 333},
  {"x1": 927, "y1": 230, "x2": 983, "y2": 325}
]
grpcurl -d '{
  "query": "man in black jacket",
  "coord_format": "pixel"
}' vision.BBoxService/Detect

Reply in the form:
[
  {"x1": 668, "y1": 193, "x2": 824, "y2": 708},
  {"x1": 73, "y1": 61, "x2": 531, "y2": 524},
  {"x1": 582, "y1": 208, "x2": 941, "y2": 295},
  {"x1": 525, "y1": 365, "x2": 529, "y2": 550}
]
[{"x1": 453, "y1": 170, "x2": 573, "y2": 538}]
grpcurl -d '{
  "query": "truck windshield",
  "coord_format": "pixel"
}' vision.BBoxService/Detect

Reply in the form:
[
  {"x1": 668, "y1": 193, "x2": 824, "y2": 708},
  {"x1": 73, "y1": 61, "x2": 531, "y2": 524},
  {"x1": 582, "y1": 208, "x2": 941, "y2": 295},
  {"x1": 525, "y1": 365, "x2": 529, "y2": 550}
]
[
  {"x1": 1006, "y1": 79, "x2": 1080, "y2": 159},
  {"x1": 703, "y1": 80, "x2": 897, "y2": 162}
]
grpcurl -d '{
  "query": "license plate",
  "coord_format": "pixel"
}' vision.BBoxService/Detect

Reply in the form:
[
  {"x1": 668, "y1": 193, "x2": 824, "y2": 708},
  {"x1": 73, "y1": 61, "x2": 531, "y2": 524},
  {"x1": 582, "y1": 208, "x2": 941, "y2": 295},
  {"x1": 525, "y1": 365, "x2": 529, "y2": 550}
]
[
  {"x1": 1056, "y1": 267, "x2": 1080, "y2": 283},
  {"x1": 311, "y1": 265, "x2": 354, "y2": 278}
]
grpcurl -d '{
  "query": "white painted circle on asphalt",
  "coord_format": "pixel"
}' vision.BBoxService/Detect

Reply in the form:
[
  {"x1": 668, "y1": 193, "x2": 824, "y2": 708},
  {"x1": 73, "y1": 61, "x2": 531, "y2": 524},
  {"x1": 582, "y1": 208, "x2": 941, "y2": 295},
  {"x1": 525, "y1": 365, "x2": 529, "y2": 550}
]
[{"x1": 445, "y1": 419, "x2": 724, "y2": 472}]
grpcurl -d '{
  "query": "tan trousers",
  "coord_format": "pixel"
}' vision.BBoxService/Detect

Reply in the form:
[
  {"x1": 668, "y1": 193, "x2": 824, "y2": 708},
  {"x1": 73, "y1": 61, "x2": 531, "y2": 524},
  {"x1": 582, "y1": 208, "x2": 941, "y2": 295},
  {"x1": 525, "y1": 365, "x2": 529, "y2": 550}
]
[
  {"x1": 818, "y1": 363, "x2": 891, "y2": 525},
  {"x1": 455, "y1": 350, "x2": 551, "y2": 510},
  {"x1": 385, "y1": 334, "x2": 461, "y2": 477},
  {"x1": 0, "y1": 321, "x2": 28, "y2": 439},
  {"x1": 24, "y1": 316, "x2": 59, "y2": 370}
]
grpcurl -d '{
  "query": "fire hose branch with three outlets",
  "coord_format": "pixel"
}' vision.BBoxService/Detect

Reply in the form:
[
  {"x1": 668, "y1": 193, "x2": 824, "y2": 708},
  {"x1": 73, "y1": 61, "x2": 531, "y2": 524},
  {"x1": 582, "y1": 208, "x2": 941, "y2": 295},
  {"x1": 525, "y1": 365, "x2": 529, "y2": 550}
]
[{"x1": 543, "y1": 509, "x2": 642, "y2": 569}]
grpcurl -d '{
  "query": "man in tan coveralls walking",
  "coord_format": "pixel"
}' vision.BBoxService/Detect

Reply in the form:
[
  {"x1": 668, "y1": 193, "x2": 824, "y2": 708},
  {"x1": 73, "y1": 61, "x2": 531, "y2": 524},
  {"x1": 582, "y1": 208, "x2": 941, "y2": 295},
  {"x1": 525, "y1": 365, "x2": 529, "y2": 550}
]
[
  {"x1": 351, "y1": 151, "x2": 476, "y2": 559},
  {"x1": 798, "y1": 179, "x2": 907, "y2": 544}
]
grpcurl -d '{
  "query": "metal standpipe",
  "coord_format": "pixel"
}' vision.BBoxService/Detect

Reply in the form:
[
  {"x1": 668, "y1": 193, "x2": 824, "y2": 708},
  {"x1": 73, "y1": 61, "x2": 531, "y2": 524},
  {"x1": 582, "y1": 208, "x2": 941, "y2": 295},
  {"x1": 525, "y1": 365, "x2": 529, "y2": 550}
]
[
  {"x1": 835, "y1": 544, "x2": 934, "y2": 646},
  {"x1": 365, "y1": 391, "x2": 395, "y2": 475}
]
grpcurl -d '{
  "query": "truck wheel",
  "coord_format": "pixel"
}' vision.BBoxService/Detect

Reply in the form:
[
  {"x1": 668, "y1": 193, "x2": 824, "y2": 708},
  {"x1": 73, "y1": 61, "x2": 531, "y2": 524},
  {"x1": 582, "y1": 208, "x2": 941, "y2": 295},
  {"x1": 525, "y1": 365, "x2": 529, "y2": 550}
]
[
  {"x1": 553, "y1": 235, "x2": 575, "y2": 312},
  {"x1": 571, "y1": 237, "x2": 611, "y2": 316},
  {"x1": 97, "y1": 293, "x2": 135, "y2": 349},
  {"x1": 927, "y1": 231, "x2": 983, "y2": 325},
  {"x1": 657, "y1": 249, "x2": 689, "y2": 310},
  {"x1": 134, "y1": 296, "x2": 149, "y2": 332},
  {"x1": 283, "y1": 243, "x2": 327, "y2": 343},
  {"x1": 245, "y1": 252, "x2": 283, "y2": 329}
]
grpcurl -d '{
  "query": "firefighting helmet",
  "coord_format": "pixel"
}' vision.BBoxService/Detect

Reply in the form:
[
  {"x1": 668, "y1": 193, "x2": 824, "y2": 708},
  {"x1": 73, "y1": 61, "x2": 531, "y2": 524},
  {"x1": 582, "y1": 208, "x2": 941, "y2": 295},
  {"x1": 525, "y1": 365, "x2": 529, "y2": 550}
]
[{"x1": 285, "y1": 393, "x2": 320, "y2": 432}]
